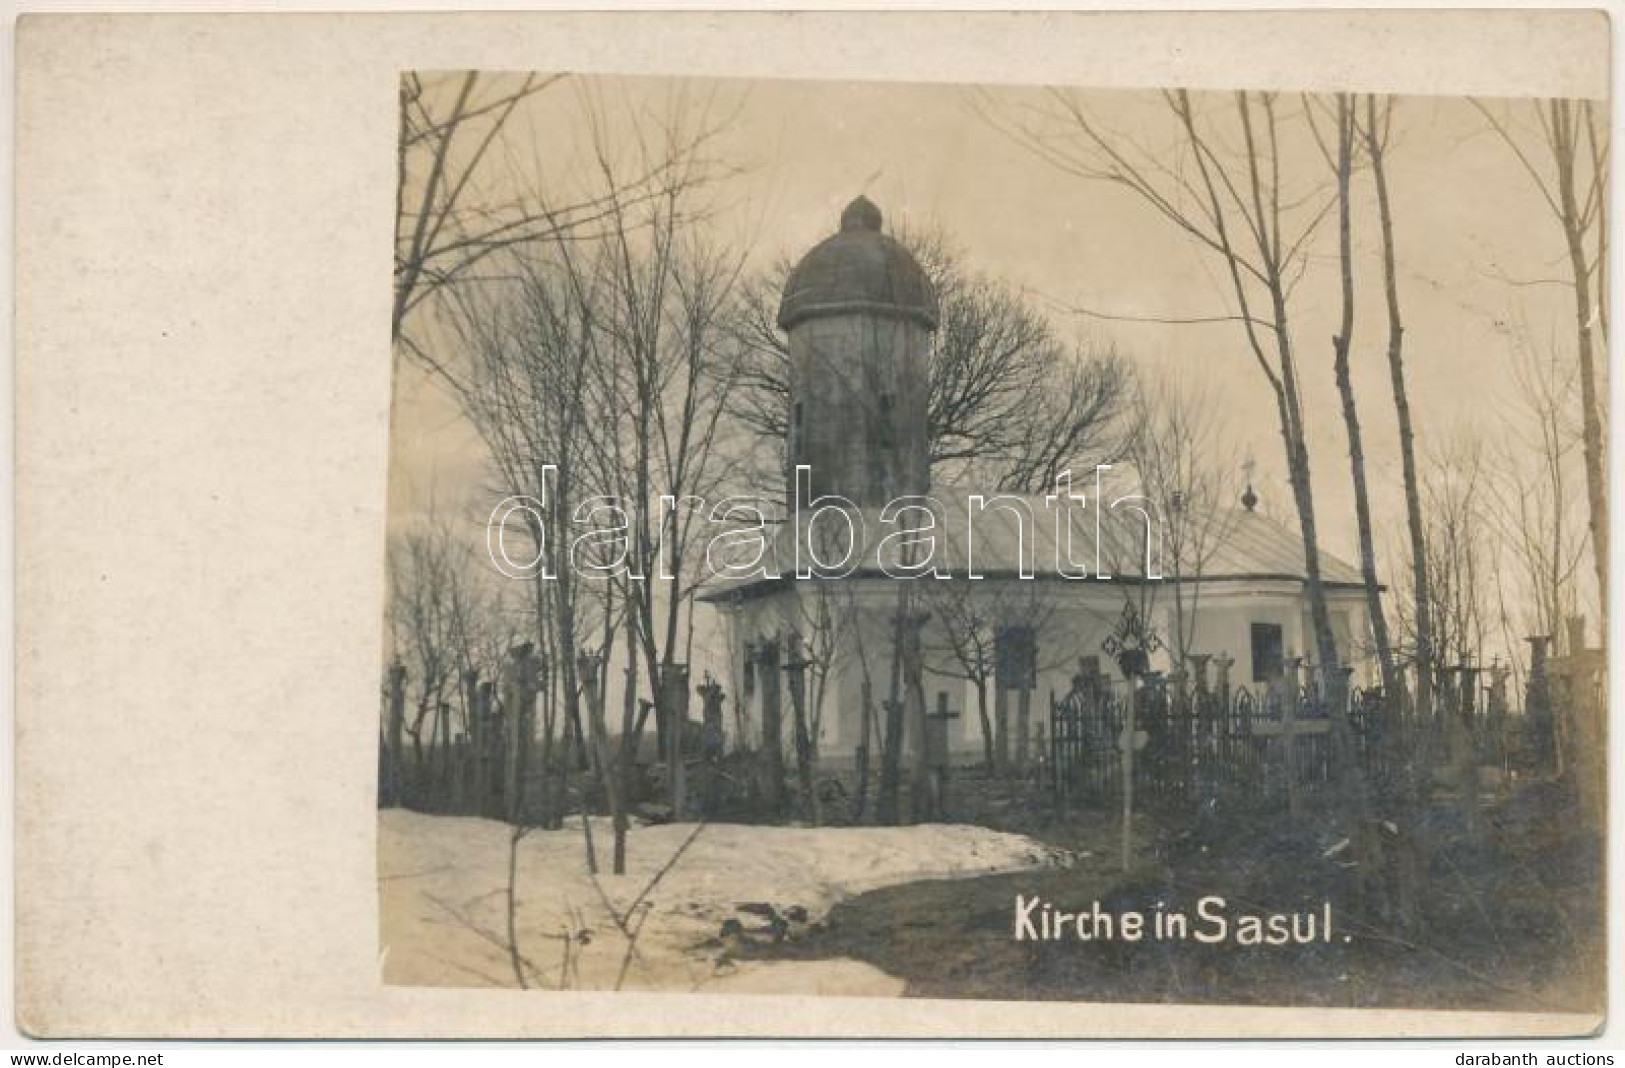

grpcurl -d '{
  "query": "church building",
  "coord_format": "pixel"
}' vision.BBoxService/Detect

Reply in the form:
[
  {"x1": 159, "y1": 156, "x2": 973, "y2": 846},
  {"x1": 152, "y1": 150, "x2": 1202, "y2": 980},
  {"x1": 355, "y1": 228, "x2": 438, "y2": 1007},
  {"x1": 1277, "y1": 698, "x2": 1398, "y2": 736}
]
[{"x1": 701, "y1": 196, "x2": 1374, "y2": 755}]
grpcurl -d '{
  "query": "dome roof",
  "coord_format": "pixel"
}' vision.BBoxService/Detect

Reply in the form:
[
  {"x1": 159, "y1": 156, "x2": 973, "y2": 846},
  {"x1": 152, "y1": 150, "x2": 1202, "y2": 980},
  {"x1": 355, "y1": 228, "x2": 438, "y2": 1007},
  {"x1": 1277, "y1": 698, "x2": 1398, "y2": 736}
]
[{"x1": 777, "y1": 196, "x2": 939, "y2": 331}]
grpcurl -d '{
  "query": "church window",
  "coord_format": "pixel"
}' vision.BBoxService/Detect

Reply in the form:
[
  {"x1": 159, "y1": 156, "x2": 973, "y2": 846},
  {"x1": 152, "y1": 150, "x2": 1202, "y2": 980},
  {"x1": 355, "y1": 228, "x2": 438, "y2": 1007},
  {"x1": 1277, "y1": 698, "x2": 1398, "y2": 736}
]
[
  {"x1": 792, "y1": 401, "x2": 804, "y2": 456},
  {"x1": 1250, "y1": 622, "x2": 1284, "y2": 683},
  {"x1": 877, "y1": 393, "x2": 895, "y2": 449}
]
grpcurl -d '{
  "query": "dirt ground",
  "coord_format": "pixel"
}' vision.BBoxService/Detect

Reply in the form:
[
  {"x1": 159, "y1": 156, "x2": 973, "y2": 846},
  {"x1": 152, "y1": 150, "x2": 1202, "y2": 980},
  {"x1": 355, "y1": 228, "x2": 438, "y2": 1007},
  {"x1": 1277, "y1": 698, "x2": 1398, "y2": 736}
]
[{"x1": 745, "y1": 767, "x2": 1605, "y2": 1014}]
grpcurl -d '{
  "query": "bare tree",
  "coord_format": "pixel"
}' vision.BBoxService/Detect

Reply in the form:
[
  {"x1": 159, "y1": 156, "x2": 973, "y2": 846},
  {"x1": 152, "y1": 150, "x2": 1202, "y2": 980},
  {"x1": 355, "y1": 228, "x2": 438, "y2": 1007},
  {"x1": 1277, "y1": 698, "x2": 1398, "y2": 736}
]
[
  {"x1": 1415, "y1": 437, "x2": 1494, "y2": 672},
  {"x1": 986, "y1": 88, "x2": 1349, "y2": 693},
  {"x1": 1310, "y1": 93, "x2": 1405, "y2": 713},
  {"x1": 387, "y1": 524, "x2": 457, "y2": 774},
  {"x1": 774, "y1": 575, "x2": 860, "y2": 820},
  {"x1": 442, "y1": 238, "x2": 607, "y2": 864},
  {"x1": 1483, "y1": 327, "x2": 1592, "y2": 646},
  {"x1": 1363, "y1": 94, "x2": 1435, "y2": 741},
  {"x1": 386, "y1": 512, "x2": 511, "y2": 783},
  {"x1": 987, "y1": 87, "x2": 1393, "y2": 896},
  {"x1": 397, "y1": 73, "x2": 556, "y2": 347},
  {"x1": 394, "y1": 73, "x2": 728, "y2": 365},
  {"x1": 425, "y1": 85, "x2": 742, "y2": 869},
  {"x1": 1473, "y1": 97, "x2": 1609, "y2": 638},
  {"x1": 925, "y1": 580, "x2": 999, "y2": 772},
  {"x1": 579, "y1": 181, "x2": 750, "y2": 820},
  {"x1": 1126, "y1": 378, "x2": 1240, "y2": 667}
]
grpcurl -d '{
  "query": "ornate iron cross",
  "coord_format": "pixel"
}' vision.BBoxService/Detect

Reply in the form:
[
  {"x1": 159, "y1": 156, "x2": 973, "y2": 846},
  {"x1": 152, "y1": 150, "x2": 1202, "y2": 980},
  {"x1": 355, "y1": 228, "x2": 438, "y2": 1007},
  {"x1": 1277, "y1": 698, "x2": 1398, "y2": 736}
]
[{"x1": 1102, "y1": 600, "x2": 1162, "y2": 678}]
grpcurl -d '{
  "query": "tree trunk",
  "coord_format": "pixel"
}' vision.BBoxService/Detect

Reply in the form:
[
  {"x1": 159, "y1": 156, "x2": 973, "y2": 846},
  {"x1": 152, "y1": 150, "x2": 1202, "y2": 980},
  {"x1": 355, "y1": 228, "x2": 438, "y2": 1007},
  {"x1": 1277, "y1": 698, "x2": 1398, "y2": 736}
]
[
  {"x1": 532, "y1": 579, "x2": 559, "y2": 828},
  {"x1": 579, "y1": 652, "x2": 627, "y2": 875},
  {"x1": 1015, "y1": 683, "x2": 1033, "y2": 778},
  {"x1": 1330, "y1": 94, "x2": 1403, "y2": 732},
  {"x1": 1366, "y1": 95, "x2": 1433, "y2": 807},
  {"x1": 853, "y1": 676, "x2": 873, "y2": 822},
  {"x1": 877, "y1": 694, "x2": 906, "y2": 825},
  {"x1": 619, "y1": 610, "x2": 639, "y2": 778},
  {"x1": 385, "y1": 661, "x2": 407, "y2": 806},
  {"x1": 1553, "y1": 100, "x2": 1609, "y2": 644},
  {"x1": 878, "y1": 596, "x2": 909, "y2": 824},
  {"x1": 550, "y1": 530, "x2": 590, "y2": 864},
  {"x1": 1251, "y1": 101, "x2": 1369, "y2": 911},
  {"x1": 1274, "y1": 320, "x2": 1342, "y2": 678},
  {"x1": 901, "y1": 613, "x2": 933, "y2": 822},
  {"x1": 974, "y1": 676, "x2": 994, "y2": 772},
  {"x1": 993, "y1": 682, "x2": 1010, "y2": 777},
  {"x1": 1366, "y1": 99, "x2": 1436, "y2": 931},
  {"x1": 437, "y1": 701, "x2": 452, "y2": 800}
]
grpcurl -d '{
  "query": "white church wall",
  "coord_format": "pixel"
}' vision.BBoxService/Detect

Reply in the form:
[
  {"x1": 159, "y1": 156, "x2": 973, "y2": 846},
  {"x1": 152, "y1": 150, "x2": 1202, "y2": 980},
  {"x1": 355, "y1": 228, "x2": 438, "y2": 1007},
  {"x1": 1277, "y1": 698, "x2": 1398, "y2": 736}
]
[{"x1": 711, "y1": 575, "x2": 1377, "y2": 758}]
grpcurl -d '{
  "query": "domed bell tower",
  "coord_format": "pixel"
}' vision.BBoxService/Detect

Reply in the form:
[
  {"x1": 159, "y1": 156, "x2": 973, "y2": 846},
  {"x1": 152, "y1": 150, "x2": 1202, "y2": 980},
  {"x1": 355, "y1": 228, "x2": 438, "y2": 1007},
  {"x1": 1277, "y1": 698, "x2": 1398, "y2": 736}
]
[{"x1": 778, "y1": 196, "x2": 938, "y2": 508}]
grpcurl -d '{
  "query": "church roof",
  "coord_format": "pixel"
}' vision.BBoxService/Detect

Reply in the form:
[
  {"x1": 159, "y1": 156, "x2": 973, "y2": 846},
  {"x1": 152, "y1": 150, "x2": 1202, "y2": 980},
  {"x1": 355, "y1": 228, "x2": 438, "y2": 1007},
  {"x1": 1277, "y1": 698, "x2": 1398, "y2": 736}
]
[
  {"x1": 1204, "y1": 504, "x2": 1365, "y2": 585},
  {"x1": 777, "y1": 196, "x2": 939, "y2": 332},
  {"x1": 697, "y1": 491, "x2": 1366, "y2": 601}
]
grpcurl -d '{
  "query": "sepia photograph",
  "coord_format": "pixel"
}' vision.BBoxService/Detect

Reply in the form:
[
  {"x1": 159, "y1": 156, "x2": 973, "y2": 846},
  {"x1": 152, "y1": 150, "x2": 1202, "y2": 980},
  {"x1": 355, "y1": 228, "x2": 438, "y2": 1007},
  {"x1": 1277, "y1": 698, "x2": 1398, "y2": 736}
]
[
  {"x1": 379, "y1": 69, "x2": 1609, "y2": 1018},
  {"x1": 12, "y1": 3, "x2": 1619, "y2": 1051}
]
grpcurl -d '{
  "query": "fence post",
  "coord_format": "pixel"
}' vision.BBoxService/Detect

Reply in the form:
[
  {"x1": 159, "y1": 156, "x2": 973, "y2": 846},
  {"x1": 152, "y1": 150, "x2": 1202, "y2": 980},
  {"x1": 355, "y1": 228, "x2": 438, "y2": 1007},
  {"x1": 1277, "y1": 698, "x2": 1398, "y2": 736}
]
[
  {"x1": 1120, "y1": 674, "x2": 1138, "y2": 872},
  {"x1": 660, "y1": 663, "x2": 691, "y2": 819},
  {"x1": 1340, "y1": 666, "x2": 1360, "y2": 784},
  {"x1": 503, "y1": 643, "x2": 537, "y2": 824},
  {"x1": 1169, "y1": 667, "x2": 1190, "y2": 806},
  {"x1": 993, "y1": 676, "x2": 1010, "y2": 776},
  {"x1": 1486, "y1": 659, "x2": 1510, "y2": 775},
  {"x1": 1186, "y1": 654, "x2": 1211, "y2": 697},
  {"x1": 756, "y1": 638, "x2": 785, "y2": 819},
  {"x1": 1281, "y1": 661, "x2": 1301, "y2": 818},
  {"x1": 1553, "y1": 617, "x2": 1605, "y2": 830},
  {"x1": 1050, "y1": 688, "x2": 1065, "y2": 816},
  {"x1": 1214, "y1": 652, "x2": 1234, "y2": 709},
  {"x1": 1525, "y1": 634, "x2": 1555, "y2": 773},
  {"x1": 925, "y1": 691, "x2": 958, "y2": 819},
  {"x1": 457, "y1": 668, "x2": 477, "y2": 815},
  {"x1": 697, "y1": 674, "x2": 726, "y2": 817},
  {"x1": 784, "y1": 635, "x2": 819, "y2": 824},
  {"x1": 474, "y1": 679, "x2": 494, "y2": 817},
  {"x1": 436, "y1": 700, "x2": 452, "y2": 804}
]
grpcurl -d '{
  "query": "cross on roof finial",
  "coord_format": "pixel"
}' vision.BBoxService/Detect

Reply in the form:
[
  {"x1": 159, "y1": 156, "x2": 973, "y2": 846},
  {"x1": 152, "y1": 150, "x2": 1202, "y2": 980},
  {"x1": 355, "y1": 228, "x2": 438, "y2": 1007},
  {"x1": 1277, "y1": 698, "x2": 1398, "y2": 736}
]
[{"x1": 1240, "y1": 456, "x2": 1258, "y2": 512}]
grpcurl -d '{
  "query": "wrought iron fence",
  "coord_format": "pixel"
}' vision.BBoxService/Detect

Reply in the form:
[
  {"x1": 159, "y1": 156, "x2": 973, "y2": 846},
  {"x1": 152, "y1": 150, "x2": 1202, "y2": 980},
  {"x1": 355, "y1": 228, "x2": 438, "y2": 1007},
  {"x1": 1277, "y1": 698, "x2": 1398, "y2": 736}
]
[
  {"x1": 1048, "y1": 667, "x2": 1565, "y2": 814},
  {"x1": 1050, "y1": 679, "x2": 1385, "y2": 812}
]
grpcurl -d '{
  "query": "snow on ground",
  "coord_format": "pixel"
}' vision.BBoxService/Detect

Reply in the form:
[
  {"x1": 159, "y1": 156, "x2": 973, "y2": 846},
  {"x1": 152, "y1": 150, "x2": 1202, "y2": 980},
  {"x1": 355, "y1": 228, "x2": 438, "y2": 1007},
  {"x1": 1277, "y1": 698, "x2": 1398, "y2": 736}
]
[{"x1": 380, "y1": 810, "x2": 1068, "y2": 994}]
